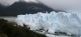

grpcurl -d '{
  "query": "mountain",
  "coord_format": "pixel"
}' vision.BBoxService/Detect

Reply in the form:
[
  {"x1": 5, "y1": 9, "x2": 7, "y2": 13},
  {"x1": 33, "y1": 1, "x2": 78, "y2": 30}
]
[
  {"x1": 0, "y1": 4, "x2": 7, "y2": 16},
  {"x1": 0, "y1": 1, "x2": 53, "y2": 16}
]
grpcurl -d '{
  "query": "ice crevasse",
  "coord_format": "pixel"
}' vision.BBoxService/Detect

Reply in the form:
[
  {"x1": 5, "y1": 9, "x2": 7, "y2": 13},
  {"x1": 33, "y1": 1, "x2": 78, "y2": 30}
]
[{"x1": 16, "y1": 11, "x2": 81, "y2": 36}]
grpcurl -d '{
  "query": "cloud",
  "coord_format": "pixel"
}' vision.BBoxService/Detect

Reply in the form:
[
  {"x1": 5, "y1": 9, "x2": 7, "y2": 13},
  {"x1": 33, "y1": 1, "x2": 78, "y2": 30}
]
[
  {"x1": 24, "y1": 0, "x2": 38, "y2": 3},
  {"x1": 0, "y1": 0, "x2": 38, "y2": 6},
  {"x1": 37, "y1": 0, "x2": 81, "y2": 11},
  {"x1": 0, "y1": 0, "x2": 81, "y2": 11},
  {"x1": 0, "y1": 0, "x2": 19, "y2": 6}
]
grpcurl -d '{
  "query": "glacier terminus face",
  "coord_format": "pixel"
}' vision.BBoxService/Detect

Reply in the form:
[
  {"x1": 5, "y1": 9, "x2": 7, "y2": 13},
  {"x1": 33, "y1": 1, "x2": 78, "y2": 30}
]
[{"x1": 16, "y1": 11, "x2": 81, "y2": 37}]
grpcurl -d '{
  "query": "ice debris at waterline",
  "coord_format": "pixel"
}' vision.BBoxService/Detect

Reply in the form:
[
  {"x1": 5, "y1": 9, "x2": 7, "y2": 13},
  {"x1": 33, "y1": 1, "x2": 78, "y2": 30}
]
[{"x1": 16, "y1": 11, "x2": 81, "y2": 37}]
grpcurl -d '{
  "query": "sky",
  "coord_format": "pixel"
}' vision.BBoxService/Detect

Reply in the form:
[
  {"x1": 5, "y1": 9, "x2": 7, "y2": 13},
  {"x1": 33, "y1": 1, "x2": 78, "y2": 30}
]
[
  {"x1": 0, "y1": 0, "x2": 81, "y2": 11},
  {"x1": 38, "y1": 0, "x2": 81, "y2": 11},
  {"x1": 0, "y1": 0, "x2": 38, "y2": 6},
  {"x1": 0, "y1": 0, "x2": 19, "y2": 6}
]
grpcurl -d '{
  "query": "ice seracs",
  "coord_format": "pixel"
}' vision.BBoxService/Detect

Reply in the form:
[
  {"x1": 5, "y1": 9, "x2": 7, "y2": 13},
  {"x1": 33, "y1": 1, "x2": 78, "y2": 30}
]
[{"x1": 16, "y1": 11, "x2": 81, "y2": 37}]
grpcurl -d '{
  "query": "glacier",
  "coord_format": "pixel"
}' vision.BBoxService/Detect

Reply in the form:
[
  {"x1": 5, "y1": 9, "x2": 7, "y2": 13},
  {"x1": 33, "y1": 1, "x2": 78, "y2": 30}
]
[{"x1": 16, "y1": 11, "x2": 81, "y2": 37}]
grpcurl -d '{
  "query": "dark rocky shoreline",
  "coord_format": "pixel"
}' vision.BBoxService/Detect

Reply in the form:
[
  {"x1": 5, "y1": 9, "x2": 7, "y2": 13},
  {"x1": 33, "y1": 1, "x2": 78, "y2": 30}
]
[{"x1": 0, "y1": 19, "x2": 46, "y2": 37}]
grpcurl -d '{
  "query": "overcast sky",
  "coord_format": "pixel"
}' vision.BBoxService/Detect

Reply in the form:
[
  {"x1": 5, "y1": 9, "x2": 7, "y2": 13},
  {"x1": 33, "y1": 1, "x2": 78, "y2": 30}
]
[
  {"x1": 0, "y1": 0, "x2": 81, "y2": 11},
  {"x1": 0, "y1": 0, "x2": 19, "y2": 6},
  {"x1": 0, "y1": 0, "x2": 38, "y2": 6}
]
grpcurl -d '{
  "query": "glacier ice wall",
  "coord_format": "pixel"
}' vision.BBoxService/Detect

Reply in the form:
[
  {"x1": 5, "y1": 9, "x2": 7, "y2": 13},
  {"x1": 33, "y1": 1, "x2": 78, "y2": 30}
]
[{"x1": 16, "y1": 11, "x2": 81, "y2": 36}]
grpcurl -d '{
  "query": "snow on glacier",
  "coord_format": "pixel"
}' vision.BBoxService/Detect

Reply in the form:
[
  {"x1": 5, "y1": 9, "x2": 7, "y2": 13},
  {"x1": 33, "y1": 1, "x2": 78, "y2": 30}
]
[{"x1": 16, "y1": 11, "x2": 81, "y2": 36}]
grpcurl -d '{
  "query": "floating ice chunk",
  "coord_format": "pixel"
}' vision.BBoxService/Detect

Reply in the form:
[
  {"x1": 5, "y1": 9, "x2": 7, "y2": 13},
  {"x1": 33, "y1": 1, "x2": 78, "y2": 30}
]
[
  {"x1": 16, "y1": 11, "x2": 81, "y2": 36},
  {"x1": 46, "y1": 34, "x2": 69, "y2": 37}
]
